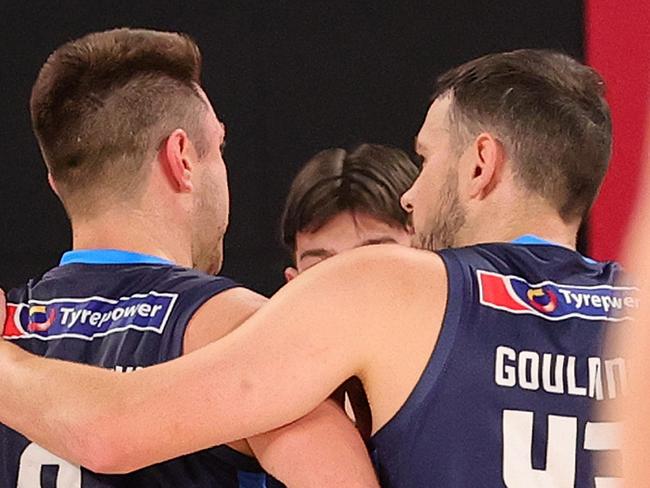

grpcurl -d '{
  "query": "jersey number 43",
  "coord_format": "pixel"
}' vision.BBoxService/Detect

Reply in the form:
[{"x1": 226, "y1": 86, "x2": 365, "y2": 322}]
[{"x1": 502, "y1": 409, "x2": 621, "y2": 487}]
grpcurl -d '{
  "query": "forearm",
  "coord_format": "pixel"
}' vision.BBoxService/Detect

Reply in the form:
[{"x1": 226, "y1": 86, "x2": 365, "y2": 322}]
[
  {"x1": 248, "y1": 400, "x2": 378, "y2": 488},
  {"x1": 0, "y1": 248, "x2": 410, "y2": 471},
  {"x1": 0, "y1": 341, "x2": 120, "y2": 470},
  {"x1": 0, "y1": 333, "x2": 344, "y2": 473},
  {"x1": 0, "y1": 339, "x2": 223, "y2": 473}
]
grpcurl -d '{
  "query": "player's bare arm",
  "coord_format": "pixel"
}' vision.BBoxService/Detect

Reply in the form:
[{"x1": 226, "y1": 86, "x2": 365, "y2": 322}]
[
  {"x1": 181, "y1": 287, "x2": 259, "y2": 460},
  {"x1": 183, "y1": 286, "x2": 379, "y2": 487},
  {"x1": 0, "y1": 244, "x2": 446, "y2": 472},
  {"x1": 248, "y1": 399, "x2": 378, "y2": 488}
]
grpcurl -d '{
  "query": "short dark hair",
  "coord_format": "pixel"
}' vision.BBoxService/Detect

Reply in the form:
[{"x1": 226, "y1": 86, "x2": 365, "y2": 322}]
[
  {"x1": 30, "y1": 28, "x2": 208, "y2": 215},
  {"x1": 433, "y1": 49, "x2": 612, "y2": 221},
  {"x1": 281, "y1": 143, "x2": 418, "y2": 253}
]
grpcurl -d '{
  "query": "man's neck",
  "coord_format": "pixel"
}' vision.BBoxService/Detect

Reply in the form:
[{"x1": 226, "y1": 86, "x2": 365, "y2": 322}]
[
  {"x1": 458, "y1": 202, "x2": 580, "y2": 250},
  {"x1": 70, "y1": 210, "x2": 192, "y2": 267},
  {"x1": 467, "y1": 226, "x2": 578, "y2": 249}
]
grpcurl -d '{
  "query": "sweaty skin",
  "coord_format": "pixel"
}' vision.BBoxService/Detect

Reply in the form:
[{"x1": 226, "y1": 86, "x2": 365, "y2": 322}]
[{"x1": 0, "y1": 245, "x2": 446, "y2": 472}]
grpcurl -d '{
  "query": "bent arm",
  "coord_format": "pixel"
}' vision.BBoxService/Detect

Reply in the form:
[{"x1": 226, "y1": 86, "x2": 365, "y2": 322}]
[
  {"x1": 184, "y1": 287, "x2": 378, "y2": 487},
  {"x1": 0, "y1": 246, "x2": 442, "y2": 472},
  {"x1": 249, "y1": 400, "x2": 378, "y2": 488}
]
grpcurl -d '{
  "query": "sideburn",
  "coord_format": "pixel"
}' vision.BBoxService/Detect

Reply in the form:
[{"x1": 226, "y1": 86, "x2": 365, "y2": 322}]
[{"x1": 416, "y1": 167, "x2": 467, "y2": 251}]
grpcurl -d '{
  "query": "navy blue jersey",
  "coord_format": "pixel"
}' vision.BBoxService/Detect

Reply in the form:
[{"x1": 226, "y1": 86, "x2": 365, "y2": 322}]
[
  {"x1": 371, "y1": 238, "x2": 631, "y2": 487},
  {"x1": 1, "y1": 249, "x2": 281, "y2": 488}
]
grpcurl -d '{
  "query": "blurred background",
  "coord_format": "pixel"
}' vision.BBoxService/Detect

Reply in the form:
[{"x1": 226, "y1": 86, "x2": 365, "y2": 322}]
[{"x1": 1, "y1": 0, "x2": 648, "y2": 295}]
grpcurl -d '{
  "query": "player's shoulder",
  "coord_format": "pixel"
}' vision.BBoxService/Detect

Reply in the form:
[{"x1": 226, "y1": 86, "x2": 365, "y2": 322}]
[
  {"x1": 121, "y1": 265, "x2": 242, "y2": 300},
  {"x1": 325, "y1": 244, "x2": 444, "y2": 277},
  {"x1": 159, "y1": 265, "x2": 238, "y2": 289},
  {"x1": 298, "y1": 244, "x2": 447, "y2": 299},
  {"x1": 198, "y1": 286, "x2": 267, "y2": 315},
  {"x1": 153, "y1": 268, "x2": 259, "y2": 341},
  {"x1": 6, "y1": 265, "x2": 242, "y2": 313},
  {"x1": 184, "y1": 287, "x2": 267, "y2": 353}
]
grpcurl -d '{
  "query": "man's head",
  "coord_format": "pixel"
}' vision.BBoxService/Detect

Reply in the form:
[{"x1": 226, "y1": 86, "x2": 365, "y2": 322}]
[
  {"x1": 401, "y1": 49, "x2": 612, "y2": 251},
  {"x1": 30, "y1": 28, "x2": 229, "y2": 273},
  {"x1": 281, "y1": 143, "x2": 418, "y2": 279}
]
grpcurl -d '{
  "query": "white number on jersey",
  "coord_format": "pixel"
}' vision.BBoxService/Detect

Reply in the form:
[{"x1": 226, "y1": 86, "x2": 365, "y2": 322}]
[
  {"x1": 502, "y1": 409, "x2": 622, "y2": 487},
  {"x1": 17, "y1": 443, "x2": 81, "y2": 487}
]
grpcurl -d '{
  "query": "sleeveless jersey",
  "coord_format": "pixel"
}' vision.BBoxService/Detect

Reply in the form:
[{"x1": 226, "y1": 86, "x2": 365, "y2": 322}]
[
  {"x1": 1, "y1": 249, "x2": 282, "y2": 488},
  {"x1": 371, "y1": 237, "x2": 631, "y2": 487}
]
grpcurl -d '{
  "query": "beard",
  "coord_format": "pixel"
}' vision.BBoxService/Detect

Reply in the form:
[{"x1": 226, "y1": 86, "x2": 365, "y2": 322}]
[
  {"x1": 191, "y1": 176, "x2": 227, "y2": 274},
  {"x1": 192, "y1": 237, "x2": 223, "y2": 275},
  {"x1": 413, "y1": 167, "x2": 467, "y2": 252}
]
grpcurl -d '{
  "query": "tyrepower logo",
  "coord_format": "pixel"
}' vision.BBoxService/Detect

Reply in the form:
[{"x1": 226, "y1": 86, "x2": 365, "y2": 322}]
[
  {"x1": 477, "y1": 270, "x2": 637, "y2": 322},
  {"x1": 3, "y1": 292, "x2": 178, "y2": 341}
]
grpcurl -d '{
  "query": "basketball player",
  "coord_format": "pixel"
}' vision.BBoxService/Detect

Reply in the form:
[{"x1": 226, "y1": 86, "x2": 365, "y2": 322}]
[
  {"x1": 0, "y1": 28, "x2": 378, "y2": 487},
  {"x1": 0, "y1": 49, "x2": 626, "y2": 486},
  {"x1": 281, "y1": 143, "x2": 417, "y2": 438}
]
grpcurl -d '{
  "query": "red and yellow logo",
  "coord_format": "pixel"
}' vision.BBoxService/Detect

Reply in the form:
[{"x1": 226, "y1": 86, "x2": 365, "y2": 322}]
[
  {"x1": 526, "y1": 287, "x2": 558, "y2": 313},
  {"x1": 27, "y1": 305, "x2": 56, "y2": 332}
]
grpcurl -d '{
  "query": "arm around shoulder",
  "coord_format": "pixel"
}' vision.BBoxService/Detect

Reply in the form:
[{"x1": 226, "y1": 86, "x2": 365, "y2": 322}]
[{"x1": 0, "y1": 245, "x2": 446, "y2": 472}]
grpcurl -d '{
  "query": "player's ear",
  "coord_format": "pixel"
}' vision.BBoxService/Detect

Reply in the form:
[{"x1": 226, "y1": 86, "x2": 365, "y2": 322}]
[
  {"x1": 161, "y1": 129, "x2": 194, "y2": 193},
  {"x1": 47, "y1": 173, "x2": 60, "y2": 198},
  {"x1": 468, "y1": 132, "x2": 505, "y2": 200},
  {"x1": 284, "y1": 267, "x2": 299, "y2": 282}
]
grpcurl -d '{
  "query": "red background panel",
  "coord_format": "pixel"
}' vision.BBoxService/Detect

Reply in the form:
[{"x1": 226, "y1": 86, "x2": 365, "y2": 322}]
[{"x1": 586, "y1": 0, "x2": 650, "y2": 260}]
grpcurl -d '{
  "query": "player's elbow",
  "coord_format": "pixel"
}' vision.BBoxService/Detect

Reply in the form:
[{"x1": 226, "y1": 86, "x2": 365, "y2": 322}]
[
  {"x1": 81, "y1": 443, "x2": 135, "y2": 474},
  {"x1": 70, "y1": 413, "x2": 142, "y2": 474}
]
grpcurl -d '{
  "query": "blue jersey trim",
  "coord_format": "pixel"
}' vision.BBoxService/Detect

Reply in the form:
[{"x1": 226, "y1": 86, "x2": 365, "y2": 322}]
[
  {"x1": 238, "y1": 471, "x2": 268, "y2": 488},
  {"x1": 511, "y1": 234, "x2": 558, "y2": 246},
  {"x1": 512, "y1": 234, "x2": 597, "y2": 264},
  {"x1": 60, "y1": 249, "x2": 173, "y2": 266}
]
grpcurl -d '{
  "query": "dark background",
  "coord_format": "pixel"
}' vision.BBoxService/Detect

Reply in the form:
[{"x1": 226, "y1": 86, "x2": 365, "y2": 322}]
[{"x1": 0, "y1": 1, "x2": 584, "y2": 295}]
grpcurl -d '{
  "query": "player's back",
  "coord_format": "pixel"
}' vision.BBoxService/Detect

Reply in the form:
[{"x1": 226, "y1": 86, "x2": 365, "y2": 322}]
[
  {"x1": 1, "y1": 250, "x2": 279, "y2": 488},
  {"x1": 371, "y1": 237, "x2": 630, "y2": 487}
]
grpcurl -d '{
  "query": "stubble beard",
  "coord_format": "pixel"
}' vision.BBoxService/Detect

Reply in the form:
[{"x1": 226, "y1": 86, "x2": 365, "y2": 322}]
[
  {"x1": 413, "y1": 168, "x2": 467, "y2": 252},
  {"x1": 192, "y1": 238, "x2": 223, "y2": 275},
  {"x1": 191, "y1": 181, "x2": 226, "y2": 275}
]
